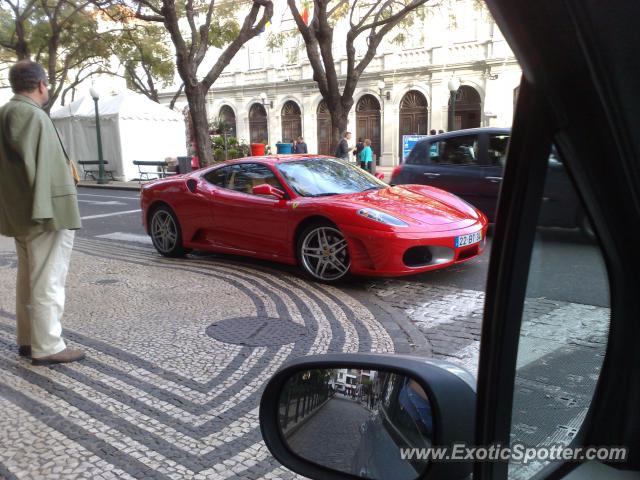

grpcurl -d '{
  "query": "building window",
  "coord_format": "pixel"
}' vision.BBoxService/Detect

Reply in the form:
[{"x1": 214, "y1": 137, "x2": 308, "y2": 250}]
[{"x1": 248, "y1": 43, "x2": 264, "y2": 70}]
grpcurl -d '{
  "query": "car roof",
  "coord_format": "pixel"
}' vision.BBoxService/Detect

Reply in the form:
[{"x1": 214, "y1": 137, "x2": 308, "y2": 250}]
[
  {"x1": 418, "y1": 127, "x2": 511, "y2": 143},
  {"x1": 213, "y1": 155, "x2": 337, "y2": 167}
]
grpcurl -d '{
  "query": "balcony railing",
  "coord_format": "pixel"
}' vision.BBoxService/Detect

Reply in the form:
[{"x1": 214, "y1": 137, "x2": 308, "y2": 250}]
[{"x1": 212, "y1": 40, "x2": 514, "y2": 89}]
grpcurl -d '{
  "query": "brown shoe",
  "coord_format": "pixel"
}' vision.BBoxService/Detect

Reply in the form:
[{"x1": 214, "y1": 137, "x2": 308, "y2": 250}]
[
  {"x1": 18, "y1": 345, "x2": 31, "y2": 358},
  {"x1": 32, "y1": 348, "x2": 85, "y2": 366}
]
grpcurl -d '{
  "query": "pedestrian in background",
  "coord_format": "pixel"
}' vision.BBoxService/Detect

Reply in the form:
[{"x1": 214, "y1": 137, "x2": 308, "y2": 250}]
[
  {"x1": 334, "y1": 131, "x2": 352, "y2": 162},
  {"x1": 0, "y1": 60, "x2": 85, "y2": 365},
  {"x1": 293, "y1": 136, "x2": 308, "y2": 153},
  {"x1": 360, "y1": 139, "x2": 373, "y2": 172},
  {"x1": 354, "y1": 137, "x2": 365, "y2": 163},
  {"x1": 430, "y1": 129, "x2": 437, "y2": 135}
]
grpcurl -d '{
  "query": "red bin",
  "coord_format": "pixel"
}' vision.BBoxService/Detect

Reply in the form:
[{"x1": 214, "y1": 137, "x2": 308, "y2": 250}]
[{"x1": 250, "y1": 143, "x2": 266, "y2": 156}]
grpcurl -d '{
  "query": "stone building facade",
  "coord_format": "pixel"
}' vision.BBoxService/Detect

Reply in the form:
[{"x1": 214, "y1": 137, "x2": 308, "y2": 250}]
[{"x1": 159, "y1": 1, "x2": 521, "y2": 167}]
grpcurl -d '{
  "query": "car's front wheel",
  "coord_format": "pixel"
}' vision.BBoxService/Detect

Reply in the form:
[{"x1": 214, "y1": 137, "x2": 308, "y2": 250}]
[
  {"x1": 149, "y1": 205, "x2": 189, "y2": 257},
  {"x1": 297, "y1": 221, "x2": 351, "y2": 283}
]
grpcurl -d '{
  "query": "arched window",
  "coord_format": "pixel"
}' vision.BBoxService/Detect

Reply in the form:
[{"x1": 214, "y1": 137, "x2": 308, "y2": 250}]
[
  {"x1": 356, "y1": 94, "x2": 381, "y2": 161},
  {"x1": 399, "y1": 90, "x2": 429, "y2": 153},
  {"x1": 452, "y1": 86, "x2": 482, "y2": 130},
  {"x1": 249, "y1": 103, "x2": 268, "y2": 144},
  {"x1": 281, "y1": 101, "x2": 302, "y2": 144},
  {"x1": 317, "y1": 100, "x2": 333, "y2": 155},
  {"x1": 218, "y1": 105, "x2": 237, "y2": 137}
]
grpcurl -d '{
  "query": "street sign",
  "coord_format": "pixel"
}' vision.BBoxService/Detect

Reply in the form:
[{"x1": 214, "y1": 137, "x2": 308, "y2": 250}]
[{"x1": 402, "y1": 134, "x2": 430, "y2": 162}]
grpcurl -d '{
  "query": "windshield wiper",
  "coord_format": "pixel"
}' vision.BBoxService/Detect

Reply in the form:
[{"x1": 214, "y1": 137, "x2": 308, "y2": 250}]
[
  {"x1": 310, "y1": 192, "x2": 340, "y2": 197},
  {"x1": 362, "y1": 186, "x2": 383, "y2": 192}
]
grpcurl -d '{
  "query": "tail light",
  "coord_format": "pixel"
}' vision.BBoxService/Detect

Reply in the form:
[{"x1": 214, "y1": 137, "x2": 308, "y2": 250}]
[{"x1": 391, "y1": 164, "x2": 403, "y2": 179}]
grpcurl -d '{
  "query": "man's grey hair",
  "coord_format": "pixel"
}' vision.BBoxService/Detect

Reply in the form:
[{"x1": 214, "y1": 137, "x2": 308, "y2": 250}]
[{"x1": 9, "y1": 60, "x2": 48, "y2": 94}]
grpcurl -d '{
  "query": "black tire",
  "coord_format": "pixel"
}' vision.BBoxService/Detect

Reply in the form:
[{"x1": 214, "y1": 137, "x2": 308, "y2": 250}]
[
  {"x1": 297, "y1": 220, "x2": 351, "y2": 283},
  {"x1": 149, "y1": 205, "x2": 190, "y2": 257}
]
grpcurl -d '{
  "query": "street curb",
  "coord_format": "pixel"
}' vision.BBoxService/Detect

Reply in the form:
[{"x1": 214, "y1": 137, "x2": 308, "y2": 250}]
[
  {"x1": 364, "y1": 291, "x2": 432, "y2": 356},
  {"x1": 78, "y1": 183, "x2": 140, "y2": 192}
]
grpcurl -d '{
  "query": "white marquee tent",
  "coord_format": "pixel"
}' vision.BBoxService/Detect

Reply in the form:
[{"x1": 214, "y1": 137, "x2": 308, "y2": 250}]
[{"x1": 51, "y1": 90, "x2": 187, "y2": 181}]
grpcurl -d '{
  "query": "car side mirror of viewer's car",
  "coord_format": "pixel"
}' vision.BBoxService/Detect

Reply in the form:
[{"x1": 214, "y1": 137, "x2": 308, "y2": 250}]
[{"x1": 259, "y1": 353, "x2": 476, "y2": 480}]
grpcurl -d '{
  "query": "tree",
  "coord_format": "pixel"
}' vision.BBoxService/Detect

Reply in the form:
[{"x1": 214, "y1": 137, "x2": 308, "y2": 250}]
[
  {"x1": 129, "y1": 0, "x2": 274, "y2": 166},
  {"x1": 0, "y1": 0, "x2": 120, "y2": 110},
  {"x1": 109, "y1": 23, "x2": 175, "y2": 103},
  {"x1": 286, "y1": 0, "x2": 430, "y2": 148}
]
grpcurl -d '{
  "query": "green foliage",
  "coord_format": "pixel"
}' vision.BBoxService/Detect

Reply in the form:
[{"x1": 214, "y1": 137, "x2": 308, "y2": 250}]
[
  {"x1": 208, "y1": 14, "x2": 241, "y2": 48},
  {"x1": 210, "y1": 134, "x2": 250, "y2": 161},
  {"x1": 0, "y1": 0, "x2": 118, "y2": 106},
  {"x1": 111, "y1": 23, "x2": 175, "y2": 95}
]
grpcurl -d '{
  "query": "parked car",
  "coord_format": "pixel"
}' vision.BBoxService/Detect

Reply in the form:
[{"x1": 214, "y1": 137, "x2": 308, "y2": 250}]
[
  {"x1": 390, "y1": 128, "x2": 591, "y2": 235},
  {"x1": 141, "y1": 156, "x2": 488, "y2": 283},
  {"x1": 259, "y1": 1, "x2": 640, "y2": 479}
]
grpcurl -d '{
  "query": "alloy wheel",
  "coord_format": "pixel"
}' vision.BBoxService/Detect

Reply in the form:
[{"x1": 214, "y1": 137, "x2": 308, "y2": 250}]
[
  {"x1": 151, "y1": 209, "x2": 178, "y2": 254},
  {"x1": 300, "y1": 226, "x2": 351, "y2": 281}
]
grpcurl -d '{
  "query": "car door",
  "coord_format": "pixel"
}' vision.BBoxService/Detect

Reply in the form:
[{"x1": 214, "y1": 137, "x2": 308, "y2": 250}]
[
  {"x1": 210, "y1": 162, "x2": 291, "y2": 257},
  {"x1": 423, "y1": 133, "x2": 488, "y2": 214},
  {"x1": 481, "y1": 132, "x2": 510, "y2": 221},
  {"x1": 479, "y1": 0, "x2": 640, "y2": 477},
  {"x1": 191, "y1": 165, "x2": 232, "y2": 248},
  {"x1": 394, "y1": 141, "x2": 432, "y2": 184},
  {"x1": 475, "y1": 66, "x2": 633, "y2": 480}
]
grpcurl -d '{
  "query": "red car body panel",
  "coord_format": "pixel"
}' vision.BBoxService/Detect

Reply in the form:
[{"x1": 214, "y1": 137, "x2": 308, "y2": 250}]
[{"x1": 141, "y1": 156, "x2": 488, "y2": 277}]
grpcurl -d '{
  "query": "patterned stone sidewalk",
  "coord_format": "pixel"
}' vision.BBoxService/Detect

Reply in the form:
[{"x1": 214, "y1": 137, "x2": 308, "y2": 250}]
[
  {"x1": 368, "y1": 280, "x2": 609, "y2": 374},
  {"x1": 0, "y1": 236, "x2": 398, "y2": 480}
]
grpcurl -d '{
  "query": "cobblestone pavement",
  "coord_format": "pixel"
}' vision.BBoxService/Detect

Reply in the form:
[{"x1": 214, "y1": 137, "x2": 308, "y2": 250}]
[
  {"x1": 368, "y1": 278, "x2": 610, "y2": 479},
  {"x1": 0, "y1": 223, "x2": 612, "y2": 479},
  {"x1": 288, "y1": 397, "x2": 370, "y2": 474},
  {"x1": 368, "y1": 280, "x2": 609, "y2": 374},
  {"x1": 0, "y1": 236, "x2": 398, "y2": 479}
]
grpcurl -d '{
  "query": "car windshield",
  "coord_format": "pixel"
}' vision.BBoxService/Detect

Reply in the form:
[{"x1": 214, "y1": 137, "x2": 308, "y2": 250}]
[{"x1": 276, "y1": 158, "x2": 387, "y2": 197}]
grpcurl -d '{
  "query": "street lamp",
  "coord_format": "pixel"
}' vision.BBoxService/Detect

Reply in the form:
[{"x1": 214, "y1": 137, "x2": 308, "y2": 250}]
[
  {"x1": 259, "y1": 92, "x2": 272, "y2": 147},
  {"x1": 447, "y1": 76, "x2": 460, "y2": 132},
  {"x1": 259, "y1": 92, "x2": 273, "y2": 108},
  {"x1": 89, "y1": 87, "x2": 108, "y2": 184}
]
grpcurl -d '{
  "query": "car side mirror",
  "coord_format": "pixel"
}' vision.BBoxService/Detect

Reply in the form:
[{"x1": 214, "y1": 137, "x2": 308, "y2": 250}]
[
  {"x1": 252, "y1": 183, "x2": 285, "y2": 199},
  {"x1": 259, "y1": 353, "x2": 476, "y2": 480}
]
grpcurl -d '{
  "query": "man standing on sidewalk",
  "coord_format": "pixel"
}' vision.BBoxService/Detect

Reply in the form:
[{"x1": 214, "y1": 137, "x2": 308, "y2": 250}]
[
  {"x1": 0, "y1": 60, "x2": 85, "y2": 365},
  {"x1": 334, "y1": 131, "x2": 352, "y2": 162}
]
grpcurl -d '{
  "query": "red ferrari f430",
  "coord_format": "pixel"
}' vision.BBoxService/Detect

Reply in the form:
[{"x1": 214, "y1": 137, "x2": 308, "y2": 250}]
[{"x1": 141, "y1": 156, "x2": 488, "y2": 283}]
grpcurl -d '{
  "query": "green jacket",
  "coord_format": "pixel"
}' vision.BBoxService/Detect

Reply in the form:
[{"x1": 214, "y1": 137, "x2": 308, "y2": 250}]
[{"x1": 0, "y1": 95, "x2": 81, "y2": 237}]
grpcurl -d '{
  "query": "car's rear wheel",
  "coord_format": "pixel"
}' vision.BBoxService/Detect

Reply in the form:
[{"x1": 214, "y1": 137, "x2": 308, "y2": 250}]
[
  {"x1": 298, "y1": 221, "x2": 351, "y2": 283},
  {"x1": 149, "y1": 205, "x2": 189, "y2": 257}
]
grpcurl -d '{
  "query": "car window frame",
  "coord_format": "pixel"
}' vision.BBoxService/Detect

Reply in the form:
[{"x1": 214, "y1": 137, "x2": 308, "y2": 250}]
[
  {"x1": 474, "y1": 80, "x2": 560, "y2": 480},
  {"x1": 203, "y1": 165, "x2": 232, "y2": 188},
  {"x1": 204, "y1": 162, "x2": 288, "y2": 199},
  {"x1": 428, "y1": 134, "x2": 485, "y2": 167}
]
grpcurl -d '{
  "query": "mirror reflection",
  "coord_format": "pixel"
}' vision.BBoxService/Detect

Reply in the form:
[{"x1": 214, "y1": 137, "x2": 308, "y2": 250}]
[{"x1": 278, "y1": 368, "x2": 433, "y2": 480}]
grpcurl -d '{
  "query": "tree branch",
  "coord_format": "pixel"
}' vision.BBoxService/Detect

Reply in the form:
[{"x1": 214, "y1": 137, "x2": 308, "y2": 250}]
[
  {"x1": 287, "y1": 0, "x2": 329, "y2": 96},
  {"x1": 169, "y1": 83, "x2": 184, "y2": 110},
  {"x1": 200, "y1": 0, "x2": 273, "y2": 90}
]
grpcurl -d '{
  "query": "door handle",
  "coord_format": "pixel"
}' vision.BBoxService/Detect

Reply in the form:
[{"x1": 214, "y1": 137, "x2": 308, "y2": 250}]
[
  {"x1": 423, "y1": 173, "x2": 441, "y2": 177},
  {"x1": 485, "y1": 176, "x2": 503, "y2": 183}
]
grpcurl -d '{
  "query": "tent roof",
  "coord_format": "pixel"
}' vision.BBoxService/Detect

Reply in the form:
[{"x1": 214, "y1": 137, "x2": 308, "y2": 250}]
[{"x1": 51, "y1": 90, "x2": 183, "y2": 122}]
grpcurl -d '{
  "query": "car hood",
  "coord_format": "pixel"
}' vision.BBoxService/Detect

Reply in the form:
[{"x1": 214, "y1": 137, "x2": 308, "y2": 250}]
[{"x1": 343, "y1": 185, "x2": 480, "y2": 226}]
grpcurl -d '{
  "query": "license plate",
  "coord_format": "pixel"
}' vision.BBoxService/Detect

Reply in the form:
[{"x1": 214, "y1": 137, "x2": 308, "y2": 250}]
[{"x1": 455, "y1": 231, "x2": 482, "y2": 248}]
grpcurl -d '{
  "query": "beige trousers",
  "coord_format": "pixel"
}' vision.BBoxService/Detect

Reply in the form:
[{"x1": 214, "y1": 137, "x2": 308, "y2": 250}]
[{"x1": 14, "y1": 229, "x2": 75, "y2": 358}]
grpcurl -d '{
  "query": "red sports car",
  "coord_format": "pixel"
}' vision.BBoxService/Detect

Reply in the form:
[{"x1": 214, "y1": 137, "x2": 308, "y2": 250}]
[{"x1": 141, "y1": 155, "x2": 488, "y2": 283}]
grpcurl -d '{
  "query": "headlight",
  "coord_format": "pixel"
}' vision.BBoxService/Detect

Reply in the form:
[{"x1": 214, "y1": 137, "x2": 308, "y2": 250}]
[{"x1": 357, "y1": 208, "x2": 408, "y2": 227}]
